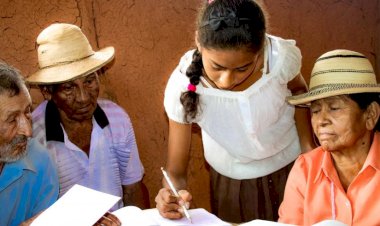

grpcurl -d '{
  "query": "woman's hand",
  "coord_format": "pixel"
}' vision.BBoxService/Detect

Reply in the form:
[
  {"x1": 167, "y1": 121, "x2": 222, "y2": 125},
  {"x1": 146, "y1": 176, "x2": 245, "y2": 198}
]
[{"x1": 155, "y1": 188, "x2": 192, "y2": 219}]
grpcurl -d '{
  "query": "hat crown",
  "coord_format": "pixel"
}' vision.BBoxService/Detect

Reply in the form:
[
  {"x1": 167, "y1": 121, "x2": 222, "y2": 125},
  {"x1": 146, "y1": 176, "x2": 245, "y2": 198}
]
[
  {"x1": 37, "y1": 23, "x2": 95, "y2": 69},
  {"x1": 309, "y1": 49, "x2": 376, "y2": 90},
  {"x1": 287, "y1": 49, "x2": 380, "y2": 105}
]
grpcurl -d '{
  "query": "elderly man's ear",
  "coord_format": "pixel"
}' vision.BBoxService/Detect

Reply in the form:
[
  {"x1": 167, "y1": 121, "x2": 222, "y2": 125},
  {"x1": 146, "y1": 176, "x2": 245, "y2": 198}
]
[
  {"x1": 365, "y1": 101, "x2": 380, "y2": 130},
  {"x1": 40, "y1": 86, "x2": 52, "y2": 100}
]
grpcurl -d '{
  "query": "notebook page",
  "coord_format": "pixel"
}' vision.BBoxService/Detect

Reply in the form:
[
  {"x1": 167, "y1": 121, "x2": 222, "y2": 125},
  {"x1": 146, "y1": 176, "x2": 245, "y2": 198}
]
[
  {"x1": 239, "y1": 220, "x2": 294, "y2": 226},
  {"x1": 143, "y1": 208, "x2": 232, "y2": 226},
  {"x1": 240, "y1": 219, "x2": 347, "y2": 226},
  {"x1": 312, "y1": 220, "x2": 347, "y2": 226},
  {"x1": 113, "y1": 206, "x2": 157, "y2": 226}
]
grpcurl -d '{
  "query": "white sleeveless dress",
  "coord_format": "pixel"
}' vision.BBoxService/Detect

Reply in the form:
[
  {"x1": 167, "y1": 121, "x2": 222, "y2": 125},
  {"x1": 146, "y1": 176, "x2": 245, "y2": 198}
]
[{"x1": 164, "y1": 34, "x2": 302, "y2": 179}]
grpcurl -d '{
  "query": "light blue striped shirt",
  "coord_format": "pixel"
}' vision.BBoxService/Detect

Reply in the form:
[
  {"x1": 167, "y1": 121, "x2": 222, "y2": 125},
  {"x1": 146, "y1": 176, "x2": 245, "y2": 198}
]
[{"x1": 32, "y1": 99, "x2": 144, "y2": 210}]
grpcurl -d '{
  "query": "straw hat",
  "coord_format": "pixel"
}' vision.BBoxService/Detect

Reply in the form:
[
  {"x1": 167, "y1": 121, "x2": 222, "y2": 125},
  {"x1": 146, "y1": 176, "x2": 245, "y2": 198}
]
[
  {"x1": 26, "y1": 23, "x2": 115, "y2": 85},
  {"x1": 287, "y1": 49, "x2": 380, "y2": 105}
]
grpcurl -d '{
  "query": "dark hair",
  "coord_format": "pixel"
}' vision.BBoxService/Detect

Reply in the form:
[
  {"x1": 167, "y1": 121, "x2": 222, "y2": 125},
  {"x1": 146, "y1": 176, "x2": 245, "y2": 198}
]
[
  {"x1": 0, "y1": 61, "x2": 25, "y2": 97},
  {"x1": 180, "y1": 0, "x2": 266, "y2": 122},
  {"x1": 349, "y1": 93, "x2": 380, "y2": 131}
]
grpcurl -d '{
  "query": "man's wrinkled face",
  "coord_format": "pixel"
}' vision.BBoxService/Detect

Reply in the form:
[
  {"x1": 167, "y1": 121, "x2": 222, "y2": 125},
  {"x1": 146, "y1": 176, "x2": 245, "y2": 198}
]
[
  {"x1": 0, "y1": 87, "x2": 32, "y2": 163},
  {"x1": 51, "y1": 73, "x2": 100, "y2": 122}
]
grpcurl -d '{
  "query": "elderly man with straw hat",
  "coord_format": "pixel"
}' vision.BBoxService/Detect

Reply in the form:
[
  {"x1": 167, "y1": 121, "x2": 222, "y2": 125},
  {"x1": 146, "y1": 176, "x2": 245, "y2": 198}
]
[
  {"x1": 278, "y1": 49, "x2": 380, "y2": 225},
  {"x1": 27, "y1": 23, "x2": 149, "y2": 218}
]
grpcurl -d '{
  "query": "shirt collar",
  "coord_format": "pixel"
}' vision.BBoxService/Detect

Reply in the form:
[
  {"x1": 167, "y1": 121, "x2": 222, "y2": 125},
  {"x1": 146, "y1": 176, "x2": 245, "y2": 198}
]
[
  {"x1": 4, "y1": 150, "x2": 35, "y2": 172},
  {"x1": 314, "y1": 147, "x2": 335, "y2": 183},
  {"x1": 362, "y1": 132, "x2": 380, "y2": 171},
  {"x1": 45, "y1": 100, "x2": 109, "y2": 142},
  {"x1": 0, "y1": 141, "x2": 36, "y2": 191},
  {"x1": 315, "y1": 132, "x2": 380, "y2": 183}
]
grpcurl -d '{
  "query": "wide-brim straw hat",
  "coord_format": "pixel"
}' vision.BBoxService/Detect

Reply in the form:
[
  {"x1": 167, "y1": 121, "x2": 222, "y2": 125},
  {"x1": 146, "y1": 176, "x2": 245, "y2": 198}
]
[
  {"x1": 26, "y1": 23, "x2": 115, "y2": 85},
  {"x1": 287, "y1": 49, "x2": 380, "y2": 105}
]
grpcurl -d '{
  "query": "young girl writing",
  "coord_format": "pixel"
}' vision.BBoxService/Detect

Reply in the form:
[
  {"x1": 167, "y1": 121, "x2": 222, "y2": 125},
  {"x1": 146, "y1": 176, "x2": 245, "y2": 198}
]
[{"x1": 155, "y1": 0, "x2": 314, "y2": 223}]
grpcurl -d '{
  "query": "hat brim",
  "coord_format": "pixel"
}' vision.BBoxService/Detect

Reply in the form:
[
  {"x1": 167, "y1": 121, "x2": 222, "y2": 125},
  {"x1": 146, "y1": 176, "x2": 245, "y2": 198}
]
[
  {"x1": 287, "y1": 84, "x2": 380, "y2": 106},
  {"x1": 26, "y1": 46, "x2": 115, "y2": 85}
]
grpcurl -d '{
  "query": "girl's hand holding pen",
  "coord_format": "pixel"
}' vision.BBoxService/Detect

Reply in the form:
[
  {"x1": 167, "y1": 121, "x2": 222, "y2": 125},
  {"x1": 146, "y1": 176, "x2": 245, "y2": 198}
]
[{"x1": 155, "y1": 187, "x2": 192, "y2": 220}]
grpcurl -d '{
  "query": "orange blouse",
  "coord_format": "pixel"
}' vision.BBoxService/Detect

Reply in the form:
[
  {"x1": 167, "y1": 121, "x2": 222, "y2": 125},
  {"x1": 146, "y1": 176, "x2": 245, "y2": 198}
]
[{"x1": 278, "y1": 132, "x2": 380, "y2": 226}]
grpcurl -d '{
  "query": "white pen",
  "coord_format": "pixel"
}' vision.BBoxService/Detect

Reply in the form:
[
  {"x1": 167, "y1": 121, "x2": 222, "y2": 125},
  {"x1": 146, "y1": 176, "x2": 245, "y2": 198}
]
[{"x1": 161, "y1": 167, "x2": 192, "y2": 223}]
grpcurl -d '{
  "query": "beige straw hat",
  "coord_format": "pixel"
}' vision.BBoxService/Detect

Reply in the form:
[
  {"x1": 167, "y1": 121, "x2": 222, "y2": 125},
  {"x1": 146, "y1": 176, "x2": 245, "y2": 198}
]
[
  {"x1": 287, "y1": 49, "x2": 380, "y2": 105},
  {"x1": 26, "y1": 23, "x2": 115, "y2": 85}
]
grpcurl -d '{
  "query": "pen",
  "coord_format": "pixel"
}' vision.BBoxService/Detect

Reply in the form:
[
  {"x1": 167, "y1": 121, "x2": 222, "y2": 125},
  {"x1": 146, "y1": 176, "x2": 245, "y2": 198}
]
[{"x1": 161, "y1": 167, "x2": 192, "y2": 223}]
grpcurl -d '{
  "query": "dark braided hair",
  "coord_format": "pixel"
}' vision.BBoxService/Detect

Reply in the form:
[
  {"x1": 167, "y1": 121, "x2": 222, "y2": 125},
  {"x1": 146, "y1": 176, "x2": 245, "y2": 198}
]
[
  {"x1": 180, "y1": 0, "x2": 266, "y2": 122},
  {"x1": 180, "y1": 50, "x2": 203, "y2": 121}
]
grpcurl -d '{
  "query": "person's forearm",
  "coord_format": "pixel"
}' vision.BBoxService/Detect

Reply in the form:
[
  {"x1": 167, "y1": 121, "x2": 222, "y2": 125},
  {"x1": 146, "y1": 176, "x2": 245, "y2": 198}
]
[
  {"x1": 162, "y1": 172, "x2": 187, "y2": 191},
  {"x1": 165, "y1": 120, "x2": 192, "y2": 191}
]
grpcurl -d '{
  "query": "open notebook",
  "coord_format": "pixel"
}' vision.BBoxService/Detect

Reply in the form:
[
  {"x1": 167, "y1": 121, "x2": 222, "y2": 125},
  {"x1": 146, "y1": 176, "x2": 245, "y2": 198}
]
[{"x1": 112, "y1": 206, "x2": 231, "y2": 226}]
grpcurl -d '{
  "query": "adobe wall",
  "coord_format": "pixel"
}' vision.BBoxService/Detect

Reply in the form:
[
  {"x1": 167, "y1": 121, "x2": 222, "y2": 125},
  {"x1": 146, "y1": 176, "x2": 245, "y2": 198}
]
[{"x1": 0, "y1": 0, "x2": 378, "y2": 210}]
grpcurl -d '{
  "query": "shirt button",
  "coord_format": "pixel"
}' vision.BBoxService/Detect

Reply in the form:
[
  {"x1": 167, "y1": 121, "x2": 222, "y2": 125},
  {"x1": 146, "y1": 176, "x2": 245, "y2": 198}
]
[{"x1": 345, "y1": 201, "x2": 350, "y2": 207}]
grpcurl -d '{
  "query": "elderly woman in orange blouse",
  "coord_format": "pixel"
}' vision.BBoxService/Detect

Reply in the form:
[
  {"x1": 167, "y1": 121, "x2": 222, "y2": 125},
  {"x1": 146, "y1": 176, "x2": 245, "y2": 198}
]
[{"x1": 278, "y1": 49, "x2": 380, "y2": 226}]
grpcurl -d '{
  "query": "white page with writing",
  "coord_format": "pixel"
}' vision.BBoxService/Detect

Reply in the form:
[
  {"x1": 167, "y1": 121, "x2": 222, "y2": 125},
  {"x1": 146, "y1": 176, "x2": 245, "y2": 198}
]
[{"x1": 31, "y1": 184, "x2": 120, "y2": 226}]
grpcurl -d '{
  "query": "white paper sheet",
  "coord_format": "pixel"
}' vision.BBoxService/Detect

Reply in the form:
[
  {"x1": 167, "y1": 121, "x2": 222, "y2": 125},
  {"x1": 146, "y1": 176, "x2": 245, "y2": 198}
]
[
  {"x1": 31, "y1": 184, "x2": 120, "y2": 226},
  {"x1": 312, "y1": 220, "x2": 348, "y2": 226},
  {"x1": 240, "y1": 219, "x2": 347, "y2": 226},
  {"x1": 113, "y1": 207, "x2": 231, "y2": 226},
  {"x1": 145, "y1": 208, "x2": 231, "y2": 226},
  {"x1": 112, "y1": 206, "x2": 157, "y2": 225},
  {"x1": 239, "y1": 220, "x2": 295, "y2": 226}
]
